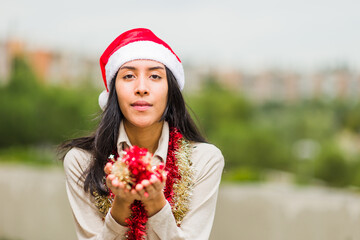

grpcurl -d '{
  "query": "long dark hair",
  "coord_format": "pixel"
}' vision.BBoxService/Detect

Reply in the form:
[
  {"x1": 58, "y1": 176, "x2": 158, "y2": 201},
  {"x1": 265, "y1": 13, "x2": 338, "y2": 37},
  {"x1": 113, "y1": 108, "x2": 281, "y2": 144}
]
[{"x1": 60, "y1": 67, "x2": 206, "y2": 196}]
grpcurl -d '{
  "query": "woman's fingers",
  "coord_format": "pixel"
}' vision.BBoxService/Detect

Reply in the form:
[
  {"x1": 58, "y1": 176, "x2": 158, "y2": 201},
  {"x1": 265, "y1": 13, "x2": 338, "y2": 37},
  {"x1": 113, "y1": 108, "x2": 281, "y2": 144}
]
[
  {"x1": 106, "y1": 174, "x2": 115, "y2": 188},
  {"x1": 107, "y1": 173, "x2": 166, "y2": 201},
  {"x1": 139, "y1": 176, "x2": 166, "y2": 199},
  {"x1": 136, "y1": 183, "x2": 144, "y2": 191},
  {"x1": 107, "y1": 174, "x2": 115, "y2": 181},
  {"x1": 132, "y1": 180, "x2": 153, "y2": 199},
  {"x1": 104, "y1": 162, "x2": 113, "y2": 174},
  {"x1": 149, "y1": 175, "x2": 165, "y2": 191},
  {"x1": 141, "y1": 180, "x2": 151, "y2": 188},
  {"x1": 134, "y1": 183, "x2": 146, "y2": 199},
  {"x1": 140, "y1": 180, "x2": 152, "y2": 198},
  {"x1": 106, "y1": 175, "x2": 124, "y2": 191},
  {"x1": 112, "y1": 178, "x2": 120, "y2": 187}
]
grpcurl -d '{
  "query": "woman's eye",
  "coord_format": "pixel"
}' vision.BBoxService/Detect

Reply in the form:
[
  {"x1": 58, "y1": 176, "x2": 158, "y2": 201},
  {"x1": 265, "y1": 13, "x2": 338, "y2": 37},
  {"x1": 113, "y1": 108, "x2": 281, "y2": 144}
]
[
  {"x1": 123, "y1": 74, "x2": 135, "y2": 79},
  {"x1": 150, "y1": 74, "x2": 161, "y2": 80}
]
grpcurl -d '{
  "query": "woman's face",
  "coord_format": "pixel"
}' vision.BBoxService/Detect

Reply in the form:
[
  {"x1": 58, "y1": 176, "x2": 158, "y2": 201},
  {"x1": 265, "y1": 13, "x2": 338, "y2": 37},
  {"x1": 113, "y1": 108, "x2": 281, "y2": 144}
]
[{"x1": 115, "y1": 59, "x2": 168, "y2": 129}]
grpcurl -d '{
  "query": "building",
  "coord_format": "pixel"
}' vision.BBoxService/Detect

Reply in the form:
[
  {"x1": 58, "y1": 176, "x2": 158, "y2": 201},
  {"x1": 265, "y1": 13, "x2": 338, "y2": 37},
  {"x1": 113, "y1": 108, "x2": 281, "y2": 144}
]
[{"x1": 0, "y1": 39, "x2": 101, "y2": 88}]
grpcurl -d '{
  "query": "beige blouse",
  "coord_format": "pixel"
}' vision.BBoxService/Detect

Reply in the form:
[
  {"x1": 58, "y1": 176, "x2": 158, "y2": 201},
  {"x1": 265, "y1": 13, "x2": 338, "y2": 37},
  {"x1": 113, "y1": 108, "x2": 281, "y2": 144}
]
[{"x1": 64, "y1": 122, "x2": 224, "y2": 240}]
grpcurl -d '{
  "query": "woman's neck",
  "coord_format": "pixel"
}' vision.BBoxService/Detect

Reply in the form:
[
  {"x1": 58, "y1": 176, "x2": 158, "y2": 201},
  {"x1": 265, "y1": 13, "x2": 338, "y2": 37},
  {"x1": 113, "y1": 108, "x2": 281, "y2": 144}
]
[{"x1": 123, "y1": 120, "x2": 164, "y2": 154}]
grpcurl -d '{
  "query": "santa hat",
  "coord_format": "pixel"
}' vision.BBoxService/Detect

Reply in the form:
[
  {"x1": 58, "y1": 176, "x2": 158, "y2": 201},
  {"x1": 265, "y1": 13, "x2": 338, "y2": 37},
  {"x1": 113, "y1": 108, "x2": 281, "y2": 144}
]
[{"x1": 98, "y1": 28, "x2": 185, "y2": 110}]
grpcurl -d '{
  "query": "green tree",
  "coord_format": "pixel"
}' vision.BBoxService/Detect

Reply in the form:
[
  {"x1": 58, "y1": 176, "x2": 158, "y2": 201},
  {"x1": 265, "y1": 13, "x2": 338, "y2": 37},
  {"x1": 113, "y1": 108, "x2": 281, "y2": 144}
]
[{"x1": 0, "y1": 56, "x2": 99, "y2": 147}]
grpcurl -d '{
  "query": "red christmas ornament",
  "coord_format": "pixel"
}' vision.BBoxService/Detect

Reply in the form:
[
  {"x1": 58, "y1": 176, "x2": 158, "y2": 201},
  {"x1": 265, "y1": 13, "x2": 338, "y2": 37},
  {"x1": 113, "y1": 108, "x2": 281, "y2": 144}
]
[
  {"x1": 106, "y1": 128, "x2": 184, "y2": 240},
  {"x1": 109, "y1": 146, "x2": 166, "y2": 190}
]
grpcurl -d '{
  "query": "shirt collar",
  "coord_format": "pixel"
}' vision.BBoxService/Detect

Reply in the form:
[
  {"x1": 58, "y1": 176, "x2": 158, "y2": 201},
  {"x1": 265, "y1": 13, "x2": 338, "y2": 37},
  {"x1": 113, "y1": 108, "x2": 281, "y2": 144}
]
[
  {"x1": 117, "y1": 121, "x2": 132, "y2": 150},
  {"x1": 117, "y1": 121, "x2": 169, "y2": 163}
]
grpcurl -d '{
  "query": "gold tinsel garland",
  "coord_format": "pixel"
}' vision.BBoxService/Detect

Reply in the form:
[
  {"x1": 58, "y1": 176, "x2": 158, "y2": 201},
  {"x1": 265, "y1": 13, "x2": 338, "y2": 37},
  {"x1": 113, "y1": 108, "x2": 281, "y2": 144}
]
[
  {"x1": 93, "y1": 138, "x2": 194, "y2": 225},
  {"x1": 93, "y1": 189, "x2": 113, "y2": 216},
  {"x1": 171, "y1": 138, "x2": 194, "y2": 226}
]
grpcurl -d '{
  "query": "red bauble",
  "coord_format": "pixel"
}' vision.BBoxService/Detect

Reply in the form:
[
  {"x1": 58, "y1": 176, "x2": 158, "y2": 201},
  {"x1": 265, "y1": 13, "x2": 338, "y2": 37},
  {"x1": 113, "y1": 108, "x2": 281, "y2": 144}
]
[
  {"x1": 110, "y1": 145, "x2": 166, "y2": 189},
  {"x1": 107, "y1": 128, "x2": 183, "y2": 240}
]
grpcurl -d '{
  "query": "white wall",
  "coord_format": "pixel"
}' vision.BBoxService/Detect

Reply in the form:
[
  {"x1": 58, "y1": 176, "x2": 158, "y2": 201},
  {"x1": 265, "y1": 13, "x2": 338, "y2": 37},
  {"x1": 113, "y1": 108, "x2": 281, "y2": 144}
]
[{"x1": 1, "y1": 165, "x2": 359, "y2": 240}]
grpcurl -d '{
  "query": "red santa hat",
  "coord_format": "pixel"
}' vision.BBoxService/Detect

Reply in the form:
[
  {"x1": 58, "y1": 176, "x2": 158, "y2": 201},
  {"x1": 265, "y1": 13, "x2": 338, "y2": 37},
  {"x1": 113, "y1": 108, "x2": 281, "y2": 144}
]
[{"x1": 98, "y1": 28, "x2": 185, "y2": 110}]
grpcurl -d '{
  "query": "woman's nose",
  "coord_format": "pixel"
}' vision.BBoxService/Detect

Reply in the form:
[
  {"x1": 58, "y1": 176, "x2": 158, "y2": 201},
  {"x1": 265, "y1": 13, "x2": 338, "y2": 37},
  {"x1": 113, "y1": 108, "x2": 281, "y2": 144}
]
[{"x1": 135, "y1": 76, "x2": 149, "y2": 96}]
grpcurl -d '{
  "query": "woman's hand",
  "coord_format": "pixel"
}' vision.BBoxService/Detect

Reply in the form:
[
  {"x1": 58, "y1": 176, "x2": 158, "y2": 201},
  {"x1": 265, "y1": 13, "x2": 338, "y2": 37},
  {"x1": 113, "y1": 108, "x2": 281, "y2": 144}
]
[
  {"x1": 135, "y1": 174, "x2": 167, "y2": 217},
  {"x1": 104, "y1": 162, "x2": 167, "y2": 219},
  {"x1": 104, "y1": 162, "x2": 137, "y2": 225},
  {"x1": 134, "y1": 174, "x2": 166, "y2": 200},
  {"x1": 105, "y1": 162, "x2": 138, "y2": 203}
]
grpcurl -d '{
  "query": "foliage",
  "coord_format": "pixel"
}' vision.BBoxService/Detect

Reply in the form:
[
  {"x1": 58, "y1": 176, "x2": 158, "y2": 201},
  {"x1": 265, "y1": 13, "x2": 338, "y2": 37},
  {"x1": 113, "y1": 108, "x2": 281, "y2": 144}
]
[
  {"x1": 0, "y1": 56, "x2": 100, "y2": 148},
  {"x1": 0, "y1": 146, "x2": 57, "y2": 166},
  {"x1": 313, "y1": 144, "x2": 351, "y2": 187},
  {"x1": 186, "y1": 75, "x2": 360, "y2": 188},
  {"x1": 1, "y1": 58, "x2": 360, "y2": 188},
  {"x1": 221, "y1": 167, "x2": 263, "y2": 182}
]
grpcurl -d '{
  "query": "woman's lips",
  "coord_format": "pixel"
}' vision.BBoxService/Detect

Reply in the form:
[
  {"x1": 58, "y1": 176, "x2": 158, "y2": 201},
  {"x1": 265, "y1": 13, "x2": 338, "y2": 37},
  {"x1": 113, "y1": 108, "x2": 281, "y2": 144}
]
[{"x1": 131, "y1": 101, "x2": 152, "y2": 111}]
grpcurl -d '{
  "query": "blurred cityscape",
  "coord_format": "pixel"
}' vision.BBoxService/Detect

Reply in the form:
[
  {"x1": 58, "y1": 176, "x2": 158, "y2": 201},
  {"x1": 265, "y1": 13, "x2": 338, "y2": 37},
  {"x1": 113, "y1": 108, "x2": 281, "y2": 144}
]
[
  {"x1": 1, "y1": 37, "x2": 360, "y2": 240},
  {"x1": 2, "y1": 0, "x2": 360, "y2": 237},
  {"x1": 2, "y1": 36, "x2": 360, "y2": 181},
  {"x1": 1, "y1": 38, "x2": 360, "y2": 102},
  {"x1": 0, "y1": 38, "x2": 100, "y2": 87}
]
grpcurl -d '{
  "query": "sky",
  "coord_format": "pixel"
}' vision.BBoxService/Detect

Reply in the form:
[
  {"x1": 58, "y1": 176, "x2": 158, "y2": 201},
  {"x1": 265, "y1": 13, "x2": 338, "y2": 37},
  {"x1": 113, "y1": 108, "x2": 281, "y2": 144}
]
[{"x1": 1, "y1": 0, "x2": 360, "y2": 71}]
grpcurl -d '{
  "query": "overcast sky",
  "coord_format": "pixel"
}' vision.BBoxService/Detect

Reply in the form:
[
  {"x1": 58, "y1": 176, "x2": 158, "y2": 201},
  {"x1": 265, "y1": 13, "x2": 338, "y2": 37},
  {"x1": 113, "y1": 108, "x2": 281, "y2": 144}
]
[{"x1": 1, "y1": 0, "x2": 360, "y2": 71}]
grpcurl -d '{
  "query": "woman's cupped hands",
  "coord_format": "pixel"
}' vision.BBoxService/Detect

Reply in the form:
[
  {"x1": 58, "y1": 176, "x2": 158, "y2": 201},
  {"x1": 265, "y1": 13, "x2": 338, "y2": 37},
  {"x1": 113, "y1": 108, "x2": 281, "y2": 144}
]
[{"x1": 104, "y1": 162, "x2": 166, "y2": 204}]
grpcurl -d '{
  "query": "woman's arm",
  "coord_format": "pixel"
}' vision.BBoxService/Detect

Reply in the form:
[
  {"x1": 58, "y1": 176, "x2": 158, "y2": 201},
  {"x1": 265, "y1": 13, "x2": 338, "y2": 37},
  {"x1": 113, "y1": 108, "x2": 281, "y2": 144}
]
[
  {"x1": 133, "y1": 174, "x2": 167, "y2": 217},
  {"x1": 104, "y1": 162, "x2": 167, "y2": 224},
  {"x1": 64, "y1": 144, "x2": 224, "y2": 240},
  {"x1": 64, "y1": 148, "x2": 128, "y2": 240},
  {"x1": 146, "y1": 143, "x2": 225, "y2": 240}
]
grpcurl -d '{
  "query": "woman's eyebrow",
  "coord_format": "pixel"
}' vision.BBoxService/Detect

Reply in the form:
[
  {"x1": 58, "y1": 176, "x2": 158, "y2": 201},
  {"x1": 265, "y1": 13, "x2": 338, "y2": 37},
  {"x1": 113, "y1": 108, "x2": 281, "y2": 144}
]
[
  {"x1": 119, "y1": 66, "x2": 164, "y2": 71},
  {"x1": 119, "y1": 66, "x2": 136, "y2": 70},
  {"x1": 148, "y1": 66, "x2": 165, "y2": 71}
]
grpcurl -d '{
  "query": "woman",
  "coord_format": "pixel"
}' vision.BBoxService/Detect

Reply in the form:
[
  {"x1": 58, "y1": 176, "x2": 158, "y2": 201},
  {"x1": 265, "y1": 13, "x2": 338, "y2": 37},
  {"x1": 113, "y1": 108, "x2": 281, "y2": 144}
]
[{"x1": 62, "y1": 28, "x2": 224, "y2": 240}]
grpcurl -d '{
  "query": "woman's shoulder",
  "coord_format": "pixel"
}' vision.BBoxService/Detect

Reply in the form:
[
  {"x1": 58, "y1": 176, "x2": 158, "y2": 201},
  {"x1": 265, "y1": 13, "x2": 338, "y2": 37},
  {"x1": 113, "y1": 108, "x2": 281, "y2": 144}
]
[
  {"x1": 191, "y1": 142, "x2": 224, "y2": 165},
  {"x1": 189, "y1": 142, "x2": 225, "y2": 180},
  {"x1": 63, "y1": 147, "x2": 92, "y2": 175},
  {"x1": 192, "y1": 142, "x2": 222, "y2": 155}
]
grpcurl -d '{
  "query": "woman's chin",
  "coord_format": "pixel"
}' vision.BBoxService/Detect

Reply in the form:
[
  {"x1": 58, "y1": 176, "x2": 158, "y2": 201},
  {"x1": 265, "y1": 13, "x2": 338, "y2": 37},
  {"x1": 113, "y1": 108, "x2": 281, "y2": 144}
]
[{"x1": 126, "y1": 118, "x2": 163, "y2": 129}]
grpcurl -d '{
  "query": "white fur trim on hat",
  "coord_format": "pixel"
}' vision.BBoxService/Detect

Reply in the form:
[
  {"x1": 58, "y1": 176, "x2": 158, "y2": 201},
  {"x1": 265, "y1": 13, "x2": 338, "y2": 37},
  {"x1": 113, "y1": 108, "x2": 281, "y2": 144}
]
[
  {"x1": 98, "y1": 90, "x2": 109, "y2": 110},
  {"x1": 105, "y1": 41, "x2": 185, "y2": 90}
]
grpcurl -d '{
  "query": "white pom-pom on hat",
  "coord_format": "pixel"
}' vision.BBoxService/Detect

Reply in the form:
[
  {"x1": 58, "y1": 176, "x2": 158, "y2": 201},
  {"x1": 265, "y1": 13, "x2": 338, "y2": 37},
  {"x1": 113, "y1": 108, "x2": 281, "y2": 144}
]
[
  {"x1": 98, "y1": 90, "x2": 109, "y2": 111},
  {"x1": 98, "y1": 28, "x2": 184, "y2": 110}
]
